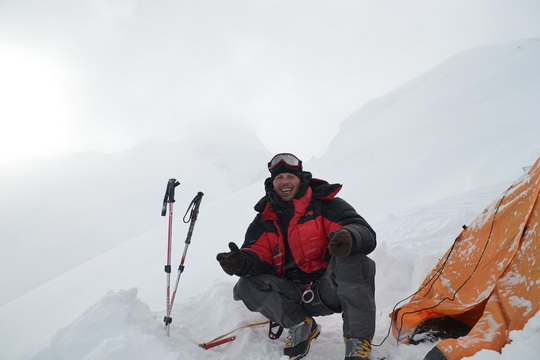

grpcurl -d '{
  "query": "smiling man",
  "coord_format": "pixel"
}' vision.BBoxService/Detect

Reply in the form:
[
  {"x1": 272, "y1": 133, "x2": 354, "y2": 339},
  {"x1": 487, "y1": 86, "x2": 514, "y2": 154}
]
[
  {"x1": 217, "y1": 153, "x2": 377, "y2": 360},
  {"x1": 273, "y1": 171, "x2": 301, "y2": 202}
]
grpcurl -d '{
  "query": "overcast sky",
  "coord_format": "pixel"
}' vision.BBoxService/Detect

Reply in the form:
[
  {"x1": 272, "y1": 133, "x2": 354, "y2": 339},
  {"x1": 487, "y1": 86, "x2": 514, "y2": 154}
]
[{"x1": 1, "y1": 0, "x2": 540, "y2": 164}]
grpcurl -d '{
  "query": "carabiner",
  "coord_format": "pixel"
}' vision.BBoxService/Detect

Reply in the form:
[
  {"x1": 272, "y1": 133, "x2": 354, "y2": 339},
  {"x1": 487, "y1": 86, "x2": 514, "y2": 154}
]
[{"x1": 301, "y1": 282, "x2": 315, "y2": 304}]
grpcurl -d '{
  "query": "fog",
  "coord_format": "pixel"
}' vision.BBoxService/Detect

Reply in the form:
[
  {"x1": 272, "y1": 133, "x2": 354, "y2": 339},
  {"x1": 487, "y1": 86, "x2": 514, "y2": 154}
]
[{"x1": 1, "y1": 0, "x2": 540, "y2": 164}]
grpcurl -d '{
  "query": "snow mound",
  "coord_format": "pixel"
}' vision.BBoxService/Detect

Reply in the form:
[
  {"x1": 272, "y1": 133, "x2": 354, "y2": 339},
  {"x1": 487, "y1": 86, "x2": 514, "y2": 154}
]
[{"x1": 30, "y1": 289, "x2": 182, "y2": 360}]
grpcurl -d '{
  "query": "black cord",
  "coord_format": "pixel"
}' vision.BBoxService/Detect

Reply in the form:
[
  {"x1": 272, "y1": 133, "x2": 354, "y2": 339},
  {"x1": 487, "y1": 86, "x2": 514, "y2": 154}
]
[
  {"x1": 374, "y1": 184, "x2": 513, "y2": 347},
  {"x1": 372, "y1": 237, "x2": 459, "y2": 347}
]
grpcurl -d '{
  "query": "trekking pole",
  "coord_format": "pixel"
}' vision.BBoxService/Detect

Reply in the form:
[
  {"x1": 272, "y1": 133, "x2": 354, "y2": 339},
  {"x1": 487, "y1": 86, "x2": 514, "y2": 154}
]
[
  {"x1": 165, "y1": 191, "x2": 204, "y2": 336},
  {"x1": 162, "y1": 178, "x2": 180, "y2": 334}
]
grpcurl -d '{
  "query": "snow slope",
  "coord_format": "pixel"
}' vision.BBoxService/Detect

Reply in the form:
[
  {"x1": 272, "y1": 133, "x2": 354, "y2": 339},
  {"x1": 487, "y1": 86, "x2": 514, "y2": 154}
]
[
  {"x1": 310, "y1": 37, "x2": 540, "y2": 222},
  {"x1": 2, "y1": 38, "x2": 540, "y2": 360}
]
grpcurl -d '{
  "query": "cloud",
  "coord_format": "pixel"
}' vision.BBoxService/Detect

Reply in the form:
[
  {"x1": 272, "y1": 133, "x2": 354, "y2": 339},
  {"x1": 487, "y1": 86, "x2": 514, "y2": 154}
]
[{"x1": 1, "y1": 0, "x2": 540, "y2": 163}]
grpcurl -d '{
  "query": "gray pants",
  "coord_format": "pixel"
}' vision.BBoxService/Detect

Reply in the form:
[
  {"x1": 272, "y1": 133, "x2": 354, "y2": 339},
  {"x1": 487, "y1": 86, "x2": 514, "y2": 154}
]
[{"x1": 233, "y1": 254, "x2": 376, "y2": 339}]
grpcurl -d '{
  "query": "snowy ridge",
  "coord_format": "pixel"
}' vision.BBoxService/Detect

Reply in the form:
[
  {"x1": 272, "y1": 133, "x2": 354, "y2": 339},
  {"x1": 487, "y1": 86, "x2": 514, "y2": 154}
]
[{"x1": 310, "y1": 37, "x2": 540, "y2": 222}]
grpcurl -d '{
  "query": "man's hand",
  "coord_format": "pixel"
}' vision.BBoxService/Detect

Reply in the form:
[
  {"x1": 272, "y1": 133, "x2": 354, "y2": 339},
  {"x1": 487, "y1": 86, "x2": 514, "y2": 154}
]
[
  {"x1": 328, "y1": 229, "x2": 353, "y2": 257},
  {"x1": 216, "y1": 242, "x2": 246, "y2": 275}
]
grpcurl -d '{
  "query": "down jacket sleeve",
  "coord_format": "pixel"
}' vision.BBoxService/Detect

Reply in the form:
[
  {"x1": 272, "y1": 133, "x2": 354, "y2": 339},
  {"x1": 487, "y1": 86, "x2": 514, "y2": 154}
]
[
  {"x1": 322, "y1": 197, "x2": 377, "y2": 255},
  {"x1": 236, "y1": 213, "x2": 274, "y2": 277}
]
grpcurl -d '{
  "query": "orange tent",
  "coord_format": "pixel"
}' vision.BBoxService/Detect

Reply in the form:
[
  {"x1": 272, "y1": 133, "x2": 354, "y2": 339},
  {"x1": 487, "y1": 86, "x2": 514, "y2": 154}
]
[{"x1": 391, "y1": 156, "x2": 540, "y2": 360}]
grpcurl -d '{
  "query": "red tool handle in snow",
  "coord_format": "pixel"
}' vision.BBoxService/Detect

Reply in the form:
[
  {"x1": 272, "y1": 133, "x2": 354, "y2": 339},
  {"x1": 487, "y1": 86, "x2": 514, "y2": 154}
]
[{"x1": 199, "y1": 320, "x2": 283, "y2": 350}]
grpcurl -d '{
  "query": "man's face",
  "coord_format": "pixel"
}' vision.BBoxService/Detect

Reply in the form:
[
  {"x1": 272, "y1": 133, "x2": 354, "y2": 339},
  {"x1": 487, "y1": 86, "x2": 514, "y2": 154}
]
[{"x1": 272, "y1": 173, "x2": 301, "y2": 202}]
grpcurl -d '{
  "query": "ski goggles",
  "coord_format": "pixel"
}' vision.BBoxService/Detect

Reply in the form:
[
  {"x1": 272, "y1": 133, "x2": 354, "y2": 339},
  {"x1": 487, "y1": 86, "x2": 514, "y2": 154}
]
[{"x1": 267, "y1": 153, "x2": 302, "y2": 171}]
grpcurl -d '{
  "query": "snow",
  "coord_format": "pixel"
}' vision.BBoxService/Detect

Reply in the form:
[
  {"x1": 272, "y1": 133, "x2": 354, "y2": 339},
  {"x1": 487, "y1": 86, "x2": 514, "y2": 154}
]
[{"x1": 2, "y1": 38, "x2": 540, "y2": 359}]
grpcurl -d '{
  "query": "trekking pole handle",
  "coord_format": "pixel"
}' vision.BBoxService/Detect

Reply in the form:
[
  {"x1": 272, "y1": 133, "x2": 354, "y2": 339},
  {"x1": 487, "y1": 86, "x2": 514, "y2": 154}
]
[
  {"x1": 161, "y1": 178, "x2": 180, "y2": 216},
  {"x1": 183, "y1": 192, "x2": 204, "y2": 244}
]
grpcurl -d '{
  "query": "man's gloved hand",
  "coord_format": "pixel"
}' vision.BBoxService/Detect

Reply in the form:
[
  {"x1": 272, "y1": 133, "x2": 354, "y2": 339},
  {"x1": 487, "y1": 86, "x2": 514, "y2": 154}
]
[
  {"x1": 328, "y1": 229, "x2": 353, "y2": 257},
  {"x1": 216, "y1": 242, "x2": 246, "y2": 275}
]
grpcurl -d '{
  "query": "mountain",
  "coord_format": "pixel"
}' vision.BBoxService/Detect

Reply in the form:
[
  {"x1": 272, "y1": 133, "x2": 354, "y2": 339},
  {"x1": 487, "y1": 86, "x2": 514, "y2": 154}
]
[
  {"x1": 310, "y1": 37, "x2": 540, "y2": 222},
  {"x1": 0, "y1": 121, "x2": 271, "y2": 306},
  {"x1": 2, "y1": 38, "x2": 540, "y2": 360}
]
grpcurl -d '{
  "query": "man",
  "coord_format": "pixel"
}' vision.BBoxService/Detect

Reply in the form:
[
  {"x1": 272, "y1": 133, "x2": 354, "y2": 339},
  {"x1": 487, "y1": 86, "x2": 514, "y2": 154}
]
[{"x1": 216, "y1": 153, "x2": 376, "y2": 360}]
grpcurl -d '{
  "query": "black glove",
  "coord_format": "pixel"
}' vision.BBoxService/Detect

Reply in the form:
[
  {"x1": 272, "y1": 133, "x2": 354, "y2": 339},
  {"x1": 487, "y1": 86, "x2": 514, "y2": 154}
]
[
  {"x1": 216, "y1": 242, "x2": 246, "y2": 275},
  {"x1": 328, "y1": 229, "x2": 353, "y2": 257}
]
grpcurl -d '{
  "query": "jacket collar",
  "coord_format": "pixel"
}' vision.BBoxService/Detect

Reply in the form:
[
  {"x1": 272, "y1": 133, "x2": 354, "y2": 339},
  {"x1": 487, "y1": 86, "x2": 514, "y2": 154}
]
[{"x1": 255, "y1": 173, "x2": 342, "y2": 218}]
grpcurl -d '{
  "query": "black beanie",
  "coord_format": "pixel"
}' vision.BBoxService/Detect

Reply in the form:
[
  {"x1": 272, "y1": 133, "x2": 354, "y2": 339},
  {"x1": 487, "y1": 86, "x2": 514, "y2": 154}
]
[{"x1": 269, "y1": 162, "x2": 303, "y2": 180}]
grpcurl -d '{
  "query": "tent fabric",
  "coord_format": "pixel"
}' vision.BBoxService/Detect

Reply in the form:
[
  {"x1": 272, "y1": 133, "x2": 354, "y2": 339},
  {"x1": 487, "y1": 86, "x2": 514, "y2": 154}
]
[{"x1": 391, "y1": 156, "x2": 540, "y2": 360}]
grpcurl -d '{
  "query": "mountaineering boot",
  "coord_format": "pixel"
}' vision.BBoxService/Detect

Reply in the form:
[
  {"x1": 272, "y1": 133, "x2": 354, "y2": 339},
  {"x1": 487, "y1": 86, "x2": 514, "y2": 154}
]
[
  {"x1": 344, "y1": 338, "x2": 372, "y2": 359},
  {"x1": 283, "y1": 317, "x2": 320, "y2": 359}
]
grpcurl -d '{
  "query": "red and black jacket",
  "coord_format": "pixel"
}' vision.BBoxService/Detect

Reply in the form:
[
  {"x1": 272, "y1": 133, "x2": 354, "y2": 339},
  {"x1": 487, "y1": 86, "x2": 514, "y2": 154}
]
[{"x1": 238, "y1": 172, "x2": 376, "y2": 283}]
